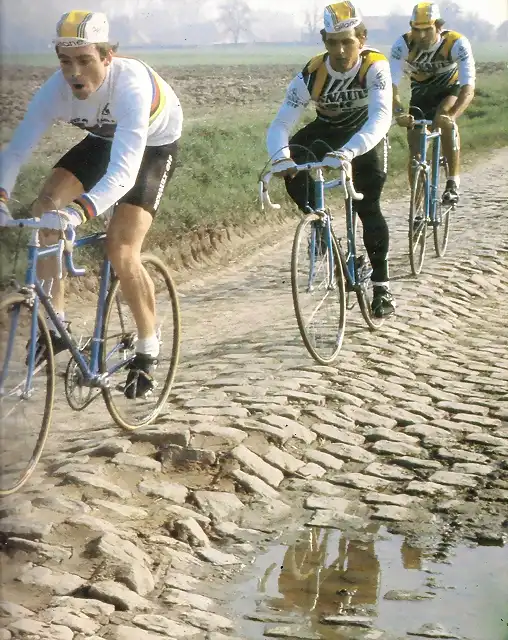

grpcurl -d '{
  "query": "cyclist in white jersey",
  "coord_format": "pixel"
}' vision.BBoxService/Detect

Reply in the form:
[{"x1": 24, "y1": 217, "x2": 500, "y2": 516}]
[
  {"x1": 267, "y1": 1, "x2": 395, "y2": 318},
  {"x1": 0, "y1": 10, "x2": 183, "y2": 398}
]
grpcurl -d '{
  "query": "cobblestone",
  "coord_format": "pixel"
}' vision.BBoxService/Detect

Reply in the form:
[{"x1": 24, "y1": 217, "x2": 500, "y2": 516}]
[{"x1": 3, "y1": 148, "x2": 508, "y2": 640}]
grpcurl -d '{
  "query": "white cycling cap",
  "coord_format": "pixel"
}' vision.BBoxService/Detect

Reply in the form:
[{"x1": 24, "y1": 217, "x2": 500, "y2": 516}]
[
  {"x1": 410, "y1": 2, "x2": 442, "y2": 27},
  {"x1": 54, "y1": 10, "x2": 109, "y2": 47},
  {"x1": 323, "y1": 2, "x2": 363, "y2": 34}
]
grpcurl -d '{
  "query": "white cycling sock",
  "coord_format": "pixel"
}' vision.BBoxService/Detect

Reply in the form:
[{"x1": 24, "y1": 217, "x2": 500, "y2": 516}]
[
  {"x1": 46, "y1": 311, "x2": 65, "y2": 337},
  {"x1": 372, "y1": 281, "x2": 389, "y2": 290},
  {"x1": 448, "y1": 175, "x2": 460, "y2": 188},
  {"x1": 136, "y1": 334, "x2": 160, "y2": 358}
]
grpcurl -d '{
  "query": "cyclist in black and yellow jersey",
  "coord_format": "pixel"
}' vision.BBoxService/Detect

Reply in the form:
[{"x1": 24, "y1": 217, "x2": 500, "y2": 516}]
[
  {"x1": 390, "y1": 2, "x2": 476, "y2": 204},
  {"x1": 267, "y1": 1, "x2": 395, "y2": 318}
]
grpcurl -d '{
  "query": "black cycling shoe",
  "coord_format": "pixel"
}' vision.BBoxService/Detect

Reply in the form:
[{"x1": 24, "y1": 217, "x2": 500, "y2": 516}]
[
  {"x1": 442, "y1": 179, "x2": 459, "y2": 204},
  {"x1": 124, "y1": 353, "x2": 158, "y2": 399},
  {"x1": 26, "y1": 326, "x2": 70, "y2": 366},
  {"x1": 371, "y1": 286, "x2": 396, "y2": 318}
]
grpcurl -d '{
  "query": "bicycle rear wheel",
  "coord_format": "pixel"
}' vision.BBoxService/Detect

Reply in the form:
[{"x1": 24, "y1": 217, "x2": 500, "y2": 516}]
[
  {"x1": 291, "y1": 214, "x2": 346, "y2": 365},
  {"x1": 101, "y1": 254, "x2": 180, "y2": 430},
  {"x1": 0, "y1": 293, "x2": 55, "y2": 496},
  {"x1": 409, "y1": 167, "x2": 428, "y2": 276},
  {"x1": 433, "y1": 157, "x2": 452, "y2": 257}
]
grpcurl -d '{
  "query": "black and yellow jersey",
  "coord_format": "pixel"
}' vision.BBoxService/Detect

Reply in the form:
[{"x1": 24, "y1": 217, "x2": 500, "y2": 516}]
[
  {"x1": 266, "y1": 48, "x2": 392, "y2": 162},
  {"x1": 390, "y1": 29, "x2": 476, "y2": 97},
  {"x1": 301, "y1": 48, "x2": 387, "y2": 128}
]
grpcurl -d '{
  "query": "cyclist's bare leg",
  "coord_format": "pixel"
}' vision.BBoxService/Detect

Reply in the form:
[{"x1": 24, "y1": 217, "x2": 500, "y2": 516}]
[
  {"x1": 31, "y1": 168, "x2": 84, "y2": 315},
  {"x1": 434, "y1": 95, "x2": 460, "y2": 178},
  {"x1": 105, "y1": 204, "x2": 155, "y2": 342}
]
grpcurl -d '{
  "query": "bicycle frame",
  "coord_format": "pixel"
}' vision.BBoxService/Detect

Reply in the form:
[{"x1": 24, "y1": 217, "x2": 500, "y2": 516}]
[
  {"x1": 308, "y1": 169, "x2": 336, "y2": 292},
  {"x1": 19, "y1": 228, "x2": 128, "y2": 388},
  {"x1": 412, "y1": 121, "x2": 444, "y2": 223},
  {"x1": 311, "y1": 171, "x2": 365, "y2": 292}
]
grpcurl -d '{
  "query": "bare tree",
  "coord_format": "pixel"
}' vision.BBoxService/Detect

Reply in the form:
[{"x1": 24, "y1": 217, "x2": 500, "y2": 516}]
[
  {"x1": 302, "y1": 2, "x2": 322, "y2": 44},
  {"x1": 218, "y1": 0, "x2": 252, "y2": 44},
  {"x1": 440, "y1": 1, "x2": 463, "y2": 22}
]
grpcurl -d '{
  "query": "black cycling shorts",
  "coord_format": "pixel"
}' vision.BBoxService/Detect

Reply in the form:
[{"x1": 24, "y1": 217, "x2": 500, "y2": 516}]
[
  {"x1": 409, "y1": 84, "x2": 461, "y2": 121},
  {"x1": 54, "y1": 134, "x2": 178, "y2": 216}
]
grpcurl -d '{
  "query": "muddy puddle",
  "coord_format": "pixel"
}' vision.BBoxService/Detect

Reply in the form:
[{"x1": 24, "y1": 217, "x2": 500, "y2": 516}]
[{"x1": 231, "y1": 525, "x2": 508, "y2": 640}]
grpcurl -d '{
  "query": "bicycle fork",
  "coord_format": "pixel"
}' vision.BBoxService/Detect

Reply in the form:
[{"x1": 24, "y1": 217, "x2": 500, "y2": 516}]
[{"x1": 313, "y1": 169, "x2": 337, "y2": 292}]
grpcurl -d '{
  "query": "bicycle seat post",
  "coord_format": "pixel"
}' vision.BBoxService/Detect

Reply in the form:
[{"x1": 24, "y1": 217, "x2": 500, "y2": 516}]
[
  {"x1": 314, "y1": 167, "x2": 325, "y2": 213},
  {"x1": 27, "y1": 228, "x2": 40, "y2": 248}
]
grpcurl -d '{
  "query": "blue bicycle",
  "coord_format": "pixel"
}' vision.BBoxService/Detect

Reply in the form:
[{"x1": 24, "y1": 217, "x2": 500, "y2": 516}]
[
  {"x1": 0, "y1": 213, "x2": 180, "y2": 496},
  {"x1": 408, "y1": 107, "x2": 456, "y2": 275},
  {"x1": 260, "y1": 162, "x2": 384, "y2": 365}
]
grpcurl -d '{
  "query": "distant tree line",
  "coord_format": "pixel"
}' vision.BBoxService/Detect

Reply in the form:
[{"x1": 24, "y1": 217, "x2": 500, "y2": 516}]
[{"x1": 2, "y1": 0, "x2": 507, "y2": 52}]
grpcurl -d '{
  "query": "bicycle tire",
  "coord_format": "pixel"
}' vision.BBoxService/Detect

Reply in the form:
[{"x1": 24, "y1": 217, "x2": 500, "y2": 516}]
[
  {"x1": 357, "y1": 275, "x2": 385, "y2": 331},
  {"x1": 433, "y1": 157, "x2": 452, "y2": 257},
  {"x1": 409, "y1": 167, "x2": 428, "y2": 276},
  {"x1": 291, "y1": 214, "x2": 346, "y2": 365},
  {"x1": 0, "y1": 292, "x2": 55, "y2": 496},
  {"x1": 101, "y1": 253, "x2": 181, "y2": 430}
]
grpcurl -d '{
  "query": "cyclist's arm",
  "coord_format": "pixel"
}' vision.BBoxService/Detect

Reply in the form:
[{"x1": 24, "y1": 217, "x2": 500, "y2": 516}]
[
  {"x1": 0, "y1": 72, "x2": 64, "y2": 200},
  {"x1": 74, "y1": 72, "x2": 152, "y2": 218},
  {"x1": 341, "y1": 60, "x2": 393, "y2": 159},
  {"x1": 447, "y1": 36, "x2": 476, "y2": 120},
  {"x1": 266, "y1": 74, "x2": 309, "y2": 162},
  {"x1": 389, "y1": 36, "x2": 408, "y2": 113}
]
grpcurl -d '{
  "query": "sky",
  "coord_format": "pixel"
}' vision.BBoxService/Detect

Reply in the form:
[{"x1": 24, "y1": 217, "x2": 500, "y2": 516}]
[{"x1": 240, "y1": 0, "x2": 507, "y2": 25}]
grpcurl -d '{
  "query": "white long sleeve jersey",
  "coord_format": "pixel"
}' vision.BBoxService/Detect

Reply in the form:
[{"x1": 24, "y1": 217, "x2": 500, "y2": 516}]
[
  {"x1": 267, "y1": 48, "x2": 393, "y2": 162},
  {"x1": 0, "y1": 56, "x2": 183, "y2": 217},
  {"x1": 389, "y1": 30, "x2": 476, "y2": 93}
]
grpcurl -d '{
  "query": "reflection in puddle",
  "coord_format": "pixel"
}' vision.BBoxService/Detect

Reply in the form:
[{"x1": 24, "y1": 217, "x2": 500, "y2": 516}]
[
  {"x1": 272, "y1": 526, "x2": 380, "y2": 616},
  {"x1": 233, "y1": 525, "x2": 508, "y2": 640}
]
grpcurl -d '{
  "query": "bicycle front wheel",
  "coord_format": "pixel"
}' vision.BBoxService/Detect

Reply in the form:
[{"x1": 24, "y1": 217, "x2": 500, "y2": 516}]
[
  {"x1": 291, "y1": 214, "x2": 346, "y2": 365},
  {"x1": 0, "y1": 293, "x2": 55, "y2": 496},
  {"x1": 356, "y1": 261, "x2": 385, "y2": 331},
  {"x1": 433, "y1": 157, "x2": 452, "y2": 257},
  {"x1": 409, "y1": 167, "x2": 428, "y2": 276},
  {"x1": 101, "y1": 254, "x2": 181, "y2": 430}
]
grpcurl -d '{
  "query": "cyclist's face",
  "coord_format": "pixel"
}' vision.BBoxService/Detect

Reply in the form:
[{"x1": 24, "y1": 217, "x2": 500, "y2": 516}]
[
  {"x1": 324, "y1": 29, "x2": 365, "y2": 72},
  {"x1": 411, "y1": 25, "x2": 439, "y2": 49},
  {"x1": 57, "y1": 45, "x2": 112, "y2": 99}
]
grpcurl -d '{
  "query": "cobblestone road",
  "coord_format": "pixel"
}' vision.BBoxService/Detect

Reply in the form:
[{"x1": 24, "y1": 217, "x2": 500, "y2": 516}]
[{"x1": 1, "y1": 149, "x2": 507, "y2": 640}]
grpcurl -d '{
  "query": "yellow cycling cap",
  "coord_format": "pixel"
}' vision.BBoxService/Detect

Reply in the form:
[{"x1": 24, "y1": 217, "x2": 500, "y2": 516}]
[
  {"x1": 410, "y1": 2, "x2": 442, "y2": 27},
  {"x1": 54, "y1": 10, "x2": 109, "y2": 47},
  {"x1": 323, "y1": 1, "x2": 363, "y2": 34}
]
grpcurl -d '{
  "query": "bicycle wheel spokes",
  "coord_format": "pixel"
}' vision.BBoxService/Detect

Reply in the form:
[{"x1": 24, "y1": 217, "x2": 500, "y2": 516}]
[
  {"x1": 409, "y1": 168, "x2": 428, "y2": 276},
  {"x1": 0, "y1": 294, "x2": 54, "y2": 496},
  {"x1": 355, "y1": 258, "x2": 384, "y2": 331},
  {"x1": 433, "y1": 158, "x2": 452, "y2": 257},
  {"x1": 101, "y1": 254, "x2": 180, "y2": 430},
  {"x1": 291, "y1": 214, "x2": 346, "y2": 365}
]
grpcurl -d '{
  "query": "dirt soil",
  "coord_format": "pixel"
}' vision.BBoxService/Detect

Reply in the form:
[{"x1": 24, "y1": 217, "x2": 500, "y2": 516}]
[
  {"x1": 0, "y1": 63, "x2": 293, "y2": 134},
  {"x1": 1, "y1": 61, "x2": 504, "y2": 132}
]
